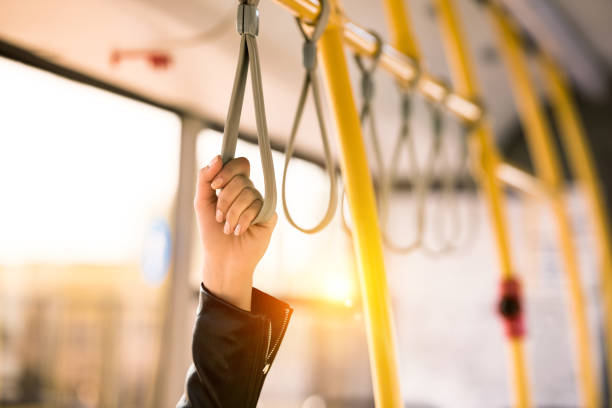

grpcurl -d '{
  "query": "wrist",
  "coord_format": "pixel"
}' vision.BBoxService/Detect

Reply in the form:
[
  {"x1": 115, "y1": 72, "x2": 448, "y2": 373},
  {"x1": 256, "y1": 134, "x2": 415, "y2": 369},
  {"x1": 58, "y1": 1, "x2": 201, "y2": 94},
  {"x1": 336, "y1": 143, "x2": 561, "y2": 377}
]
[{"x1": 202, "y1": 263, "x2": 254, "y2": 311}]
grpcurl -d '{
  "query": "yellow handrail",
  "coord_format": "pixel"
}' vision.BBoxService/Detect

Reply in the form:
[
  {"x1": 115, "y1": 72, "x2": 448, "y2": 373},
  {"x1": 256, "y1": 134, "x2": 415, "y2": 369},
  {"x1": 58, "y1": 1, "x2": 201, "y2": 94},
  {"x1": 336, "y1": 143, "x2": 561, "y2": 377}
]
[
  {"x1": 497, "y1": 162, "x2": 545, "y2": 197},
  {"x1": 380, "y1": 0, "x2": 421, "y2": 60},
  {"x1": 432, "y1": 0, "x2": 532, "y2": 406},
  {"x1": 317, "y1": 1, "x2": 403, "y2": 406},
  {"x1": 540, "y1": 51, "x2": 612, "y2": 400},
  {"x1": 274, "y1": 0, "x2": 481, "y2": 123},
  {"x1": 489, "y1": 6, "x2": 599, "y2": 408}
]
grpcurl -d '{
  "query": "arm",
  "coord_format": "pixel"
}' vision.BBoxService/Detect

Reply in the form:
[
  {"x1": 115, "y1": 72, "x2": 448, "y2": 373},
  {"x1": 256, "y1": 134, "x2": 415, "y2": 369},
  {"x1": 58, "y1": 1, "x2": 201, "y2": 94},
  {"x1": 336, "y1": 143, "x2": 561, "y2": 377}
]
[{"x1": 177, "y1": 156, "x2": 292, "y2": 408}]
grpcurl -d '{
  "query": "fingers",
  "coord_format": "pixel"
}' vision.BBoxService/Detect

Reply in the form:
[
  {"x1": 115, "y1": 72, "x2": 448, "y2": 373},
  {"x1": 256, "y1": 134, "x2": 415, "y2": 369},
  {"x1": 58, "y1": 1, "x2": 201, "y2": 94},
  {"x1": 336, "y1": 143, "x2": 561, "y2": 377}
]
[
  {"x1": 215, "y1": 175, "x2": 255, "y2": 221},
  {"x1": 196, "y1": 156, "x2": 266, "y2": 235},
  {"x1": 210, "y1": 157, "x2": 250, "y2": 189},
  {"x1": 224, "y1": 190, "x2": 263, "y2": 235},
  {"x1": 194, "y1": 155, "x2": 223, "y2": 209}
]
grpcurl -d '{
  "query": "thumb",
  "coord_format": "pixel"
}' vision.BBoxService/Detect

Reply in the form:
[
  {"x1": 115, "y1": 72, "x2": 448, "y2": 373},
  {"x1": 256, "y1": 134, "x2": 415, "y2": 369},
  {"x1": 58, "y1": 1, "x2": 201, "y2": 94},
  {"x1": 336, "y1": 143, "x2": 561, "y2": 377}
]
[{"x1": 195, "y1": 155, "x2": 223, "y2": 209}]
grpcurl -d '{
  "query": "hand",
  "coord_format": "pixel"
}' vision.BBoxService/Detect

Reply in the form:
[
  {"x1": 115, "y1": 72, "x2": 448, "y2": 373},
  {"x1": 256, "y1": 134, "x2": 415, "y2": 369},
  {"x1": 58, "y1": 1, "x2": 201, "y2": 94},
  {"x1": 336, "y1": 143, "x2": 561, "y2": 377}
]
[{"x1": 194, "y1": 155, "x2": 278, "y2": 311}]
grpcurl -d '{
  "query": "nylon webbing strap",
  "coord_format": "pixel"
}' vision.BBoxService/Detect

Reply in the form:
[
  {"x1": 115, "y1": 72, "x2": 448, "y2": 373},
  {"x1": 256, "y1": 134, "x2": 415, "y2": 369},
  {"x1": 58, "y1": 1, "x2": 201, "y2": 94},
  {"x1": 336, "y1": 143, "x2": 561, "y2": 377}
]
[
  {"x1": 221, "y1": 0, "x2": 276, "y2": 224},
  {"x1": 282, "y1": 0, "x2": 337, "y2": 234},
  {"x1": 420, "y1": 104, "x2": 462, "y2": 256},
  {"x1": 354, "y1": 33, "x2": 384, "y2": 158},
  {"x1": 450, "y1": 122, "x2": 480, "y2": 252},
  {"x1": 379, "y1": 91, "x2": 426, "y2": 253},
  {"x1": 340, "y1": 32, "x2": 384, "y2": 235},
  {"x1": 347, "y1": 34, "x2": 425, "y2": 253},
  {"x1": 458, "y1": 122, "x2": 481, "y2": 250}
]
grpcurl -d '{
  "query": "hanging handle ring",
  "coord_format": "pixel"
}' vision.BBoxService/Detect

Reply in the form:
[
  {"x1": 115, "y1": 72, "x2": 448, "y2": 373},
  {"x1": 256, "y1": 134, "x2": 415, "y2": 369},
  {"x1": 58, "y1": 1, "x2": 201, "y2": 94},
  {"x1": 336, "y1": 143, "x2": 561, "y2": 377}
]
[
  {"x1": 354, "y1": 32, "x2": 384, "y2": 185},
  {"x1": 420, "y1": 102, "x2": 463, "y2": 256},
  {"x1": 453, "y1": 121, "x2": 481, "y2": 252},
  {"x1": 282, "y1": 0, "x2": 337, "y2": 234},
  {"x1": 379, "y1": 91, "x2": 424, "y2": 253},
  {"x1": 354, "y1": 32, "x2": 384, "y2": 123},
  {"x1": 221, "y1": 0, "x2": 276, "y2": 224},
  {"x1": 341, "y1": 32, "x2": 384, "y2": 235}
]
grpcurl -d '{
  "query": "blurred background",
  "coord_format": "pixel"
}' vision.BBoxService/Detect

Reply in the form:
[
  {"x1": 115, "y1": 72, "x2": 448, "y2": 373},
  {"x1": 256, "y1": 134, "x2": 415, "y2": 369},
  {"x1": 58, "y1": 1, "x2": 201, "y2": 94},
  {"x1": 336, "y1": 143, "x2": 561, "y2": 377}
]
[{"x1": 0, "y1": 0, "x2": 611, "y2": 407}]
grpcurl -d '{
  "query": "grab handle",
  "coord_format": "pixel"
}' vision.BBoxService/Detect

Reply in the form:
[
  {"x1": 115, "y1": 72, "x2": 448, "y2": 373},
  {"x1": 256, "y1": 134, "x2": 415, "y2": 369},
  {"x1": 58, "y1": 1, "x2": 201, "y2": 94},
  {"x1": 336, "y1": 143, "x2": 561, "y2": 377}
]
[
  {"x1": 282, "y1": 0, "x2": 337, "y2": 234},
  {"x1": 221, "y1": 0, "x2": 276, "y2": 224}
]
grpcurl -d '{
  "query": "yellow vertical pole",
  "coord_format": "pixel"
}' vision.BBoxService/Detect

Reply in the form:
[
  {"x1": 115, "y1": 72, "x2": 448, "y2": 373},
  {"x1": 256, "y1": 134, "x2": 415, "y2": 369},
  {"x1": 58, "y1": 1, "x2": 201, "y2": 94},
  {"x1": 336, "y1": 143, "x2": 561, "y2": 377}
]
[
  {"x1": 433, "y1": 1, "x2": 532, "y2": 406},
  {"x1": 489, "y1": 7, "x2": 599, "y2": 408},
  {"x1": 318, "y1": 1, "x2": 403, "y2": 407},
  {"x1": 541, "y1": 52, "x2": 612, "y2": 397},
  {"x1": 380, "y1": 0, "x2": 421, "y2": 59}
]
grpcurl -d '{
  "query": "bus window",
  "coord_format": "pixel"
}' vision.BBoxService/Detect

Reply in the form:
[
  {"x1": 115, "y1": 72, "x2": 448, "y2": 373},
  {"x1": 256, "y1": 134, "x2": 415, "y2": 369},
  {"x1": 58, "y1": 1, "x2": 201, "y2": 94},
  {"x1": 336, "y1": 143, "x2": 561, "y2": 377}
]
[{"x1": 0, "y1": 56, "x2": 181, "y2": 406}]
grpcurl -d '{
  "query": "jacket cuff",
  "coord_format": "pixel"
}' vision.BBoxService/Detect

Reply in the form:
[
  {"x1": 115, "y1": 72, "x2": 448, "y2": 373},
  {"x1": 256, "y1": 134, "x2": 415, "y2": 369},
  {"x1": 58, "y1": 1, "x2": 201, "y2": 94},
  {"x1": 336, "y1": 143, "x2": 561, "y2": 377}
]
[
  {"x1": 198, "y1": 283, "x2": 293, "y2": 366},
  {"x1": 198, "y1": 284, "x2": 292, "y2": 323}
]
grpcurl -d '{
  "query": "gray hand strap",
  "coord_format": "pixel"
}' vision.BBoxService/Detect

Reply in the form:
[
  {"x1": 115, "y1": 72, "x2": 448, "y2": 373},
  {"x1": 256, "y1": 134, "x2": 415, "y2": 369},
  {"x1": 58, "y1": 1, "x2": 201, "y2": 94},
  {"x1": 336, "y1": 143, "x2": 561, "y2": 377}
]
[
  {"x1": 222, "y1": 0, "x2": 276, "y2": 224},
  {"x1": 379, "y1": 91, "x2": 426, "y2": 253},
  {"x1": 422, "y1": 121, "x2": 480, "y2": 256},
  {"x1": 420, "y1": 104, "x2": 464, "y2": 257},
  {"x1": 453, "y1": 123, "x2": 481, "y2": 252},
  {"x1": 344, "y1": 34, "x2": 425, "y2": 253},
  {"x1": 282, "y1": 0, "x2": 337, "y2": 234},
  {"x1": 340, "y1": 33, "x2": 384, "y2": 235}
]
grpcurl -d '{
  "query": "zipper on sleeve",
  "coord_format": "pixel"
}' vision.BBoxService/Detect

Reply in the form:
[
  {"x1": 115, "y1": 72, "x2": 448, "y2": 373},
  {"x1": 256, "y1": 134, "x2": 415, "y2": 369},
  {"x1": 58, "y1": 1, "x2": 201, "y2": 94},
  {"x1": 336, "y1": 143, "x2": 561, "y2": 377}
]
[
  {"x1": 249, "y1": 307, "x2": 292, "y2": 406},
  {"x1": 262, "y1": 319, "x2": 272, "y2": 374},
  {"x1": 262, "y1": 308, "x2": 291, "y2": 374}
]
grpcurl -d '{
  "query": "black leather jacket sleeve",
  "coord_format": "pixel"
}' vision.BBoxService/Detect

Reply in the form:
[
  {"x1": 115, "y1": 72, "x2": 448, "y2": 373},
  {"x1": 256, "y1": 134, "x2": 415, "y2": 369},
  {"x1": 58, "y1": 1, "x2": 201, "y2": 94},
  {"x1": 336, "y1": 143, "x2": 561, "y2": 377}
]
[{"x1": 176, "y1": 284, "x2": 293, "y2": 408}]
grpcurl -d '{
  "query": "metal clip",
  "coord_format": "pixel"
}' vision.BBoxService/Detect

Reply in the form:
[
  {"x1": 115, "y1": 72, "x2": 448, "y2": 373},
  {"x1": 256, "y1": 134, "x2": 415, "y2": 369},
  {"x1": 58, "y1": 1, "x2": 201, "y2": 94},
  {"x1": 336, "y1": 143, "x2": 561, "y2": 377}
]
[
  {"x1": 303, "y1": 41, "x2": 317, "y2": 71},
  {"x1": 237, "y1": 3, "x2": 259, "y2": 36},
  {"x1": 401, "y1": 93, "x2": 411, "y2": 121},
  {"x1": 361, "y1": 74, "x2": 375, "y2": 102}
]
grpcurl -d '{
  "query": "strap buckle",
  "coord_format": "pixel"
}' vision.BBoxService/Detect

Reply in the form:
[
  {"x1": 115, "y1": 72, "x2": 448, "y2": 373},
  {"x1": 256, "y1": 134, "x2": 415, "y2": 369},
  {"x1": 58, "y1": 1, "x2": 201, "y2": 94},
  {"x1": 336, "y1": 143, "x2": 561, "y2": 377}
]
[
  {"x1": 297, "y1": 0, "x2": 331, "y2": 71},
  {"x1": 237, "y1": 3, "x2": 259, "y2": 36},
  {"x1": 303, "y1": 41, "x2": 317, "y2": 71}
]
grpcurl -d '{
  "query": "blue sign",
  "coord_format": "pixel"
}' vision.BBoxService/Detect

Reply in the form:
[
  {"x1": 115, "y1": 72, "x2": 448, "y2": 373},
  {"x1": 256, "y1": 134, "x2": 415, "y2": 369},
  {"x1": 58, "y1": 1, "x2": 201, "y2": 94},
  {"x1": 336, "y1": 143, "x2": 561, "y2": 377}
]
[{"x1": 141, "y1": 219, "x2": 172, "y2": 285}]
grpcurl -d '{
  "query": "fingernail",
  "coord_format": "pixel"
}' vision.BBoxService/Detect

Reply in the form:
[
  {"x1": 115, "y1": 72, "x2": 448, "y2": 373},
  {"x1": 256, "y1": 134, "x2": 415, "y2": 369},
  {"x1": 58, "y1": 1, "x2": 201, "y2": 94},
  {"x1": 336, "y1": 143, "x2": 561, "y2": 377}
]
[
  {"x1": 223, "y1": 221, "x2": 231, "y2": 235},
  {"x1": 203, "y1": 156, "x2": 220, "y2": 173},
  {"x1": 211, "y1": 177, "x2": 222, "y2": 189},
  {"x1": 216, "y1": 209, "x2": 224, "y2": 223},
  {"x1": 234, "y1": 224, "x2": 241, "y2": 236}
]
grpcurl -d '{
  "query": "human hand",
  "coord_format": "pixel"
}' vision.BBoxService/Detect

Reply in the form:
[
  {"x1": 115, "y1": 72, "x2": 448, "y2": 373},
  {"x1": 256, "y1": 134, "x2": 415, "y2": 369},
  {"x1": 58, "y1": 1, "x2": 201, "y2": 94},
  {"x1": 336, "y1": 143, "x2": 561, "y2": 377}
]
[{"x1": 194, "y1": 155, "x2": 277, "y2": 311}]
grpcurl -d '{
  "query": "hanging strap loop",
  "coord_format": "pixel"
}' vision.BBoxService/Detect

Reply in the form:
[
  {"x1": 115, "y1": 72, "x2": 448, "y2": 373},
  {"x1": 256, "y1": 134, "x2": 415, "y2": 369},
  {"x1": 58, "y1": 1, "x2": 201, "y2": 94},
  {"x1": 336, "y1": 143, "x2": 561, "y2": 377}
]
[
  {"x1": 450, "y1": 121, "x2": 481, "y2": 252},
  {"x1": 341, "y1": 33, "x2": 384, "y2": 234},
  {"x1": 420, "y1": 104, "x2": 454, "y2": 255},
  {"x1": 420, "y1": 105, "x2": 481, "y2": 257},
  {"x1": 354, "y1": 33, "x2": 384, "y2": 122},
  {"x1": 421, "y1": 103, "x2": 466, "y2": 256},
  {"x1": 355, "y1": 32, "x2": 385, "y2": 190},
  {"x1": 222, "y1": 0, "x2": 276, "y2": 224},
  {"x1": 379, "y1": 90, "x2": 426, "y2": 253},
  {"x1": 348, "y1": 34, "x2": 424, "y2": 253},
  {"x1": 281, "y1": 0, "x2": 337, "y2": 234},
  {"x1": 354, "y1": 32, "x2": 384, "y2": 179}
]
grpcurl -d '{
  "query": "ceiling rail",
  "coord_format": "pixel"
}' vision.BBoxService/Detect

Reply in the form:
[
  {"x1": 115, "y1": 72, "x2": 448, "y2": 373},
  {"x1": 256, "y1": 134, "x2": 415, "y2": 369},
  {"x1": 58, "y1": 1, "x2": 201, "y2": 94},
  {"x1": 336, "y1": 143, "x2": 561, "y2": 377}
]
[{"x1": 273, "y1": 0, "x2": 483, "y2": 124}]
